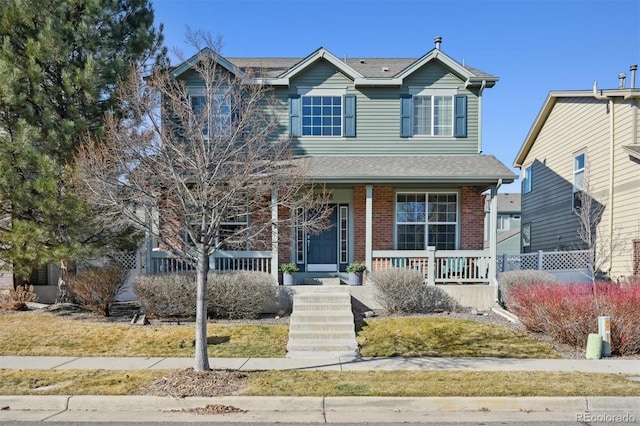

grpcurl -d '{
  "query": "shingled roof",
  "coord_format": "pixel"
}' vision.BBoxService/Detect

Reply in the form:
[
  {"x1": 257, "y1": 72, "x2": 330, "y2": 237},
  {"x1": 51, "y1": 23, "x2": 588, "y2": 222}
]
[{"x1": 301, "y1": 155, "x2": 516, "y2": 186}]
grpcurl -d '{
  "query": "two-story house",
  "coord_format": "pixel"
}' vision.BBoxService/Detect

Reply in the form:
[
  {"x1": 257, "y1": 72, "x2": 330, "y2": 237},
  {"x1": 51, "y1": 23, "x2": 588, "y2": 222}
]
[
  {"x1": 147, "y1": 37, "x2": 517, "y2": 308},
  {"x1": 514, "y1": 66, "x2": 640, "y2": 281}
]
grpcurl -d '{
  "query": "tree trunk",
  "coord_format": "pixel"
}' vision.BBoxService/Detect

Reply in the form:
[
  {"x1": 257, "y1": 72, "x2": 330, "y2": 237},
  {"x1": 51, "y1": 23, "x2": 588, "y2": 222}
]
[{"x1": 194, "y1": 247, "x2": 210, "y2": 371}]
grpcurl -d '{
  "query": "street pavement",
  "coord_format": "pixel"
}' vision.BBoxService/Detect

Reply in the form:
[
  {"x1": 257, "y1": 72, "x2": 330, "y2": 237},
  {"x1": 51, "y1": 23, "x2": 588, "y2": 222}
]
[{"x1": 0, "y1": 355, "x2": 638, "y2": 424}]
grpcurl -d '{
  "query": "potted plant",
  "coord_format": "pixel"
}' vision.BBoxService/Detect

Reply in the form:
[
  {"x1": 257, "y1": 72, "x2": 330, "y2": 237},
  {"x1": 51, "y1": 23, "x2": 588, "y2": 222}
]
[
  {"x1": 279, "y1": 263, "x2": 299, "y2": 285},
  {"x1": 346, "y1": 261, "x2": 366, "y2": 286}
]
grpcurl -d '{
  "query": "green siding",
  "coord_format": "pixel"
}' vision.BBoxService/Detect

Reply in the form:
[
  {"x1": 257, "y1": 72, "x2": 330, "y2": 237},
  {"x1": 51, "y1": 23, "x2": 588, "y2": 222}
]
[{"x1": 184, "y1": 58, "x2": 484, "y2": 156}]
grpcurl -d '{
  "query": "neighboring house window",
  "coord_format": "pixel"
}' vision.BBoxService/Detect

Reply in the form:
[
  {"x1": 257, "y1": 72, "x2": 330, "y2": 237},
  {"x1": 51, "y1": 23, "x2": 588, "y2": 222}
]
[
  {"x1": 497, "y1": 215, "x2": 508, "y2": 232},
  {"x1": 400, "y1": 93, "x2": 466, "y2": 138},
  {"x1": 396, "y1": 192, "x2": 457, "y2": 250},
  {"x1": 573, "y1": 153, "x2": 585, "y2": 210},
  {"x1": 522, "y1": 165, "x2": 532, "y2": 193},
  {"x1": 190, "y1": 91, "x2": 232, "y2": 136},
  {"x1": 521, "y1": 223, "x2": 531, "y2": 253},
  {"x1": 289, "y1": 94, "x2": 356, "y2": 137}
]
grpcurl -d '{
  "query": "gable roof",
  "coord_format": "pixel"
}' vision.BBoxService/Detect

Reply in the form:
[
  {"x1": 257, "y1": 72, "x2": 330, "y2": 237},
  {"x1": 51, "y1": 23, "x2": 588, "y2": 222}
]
[
  {"x1": 514, "y1": 87, "x2": 640, "y2": 167},
  {"x1": 170, "y1": 45, "x2": 498, "y2": 88}
]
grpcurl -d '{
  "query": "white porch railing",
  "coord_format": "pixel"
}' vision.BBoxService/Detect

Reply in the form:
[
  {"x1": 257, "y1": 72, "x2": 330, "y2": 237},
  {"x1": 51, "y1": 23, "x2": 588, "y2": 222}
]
[
  {"x1": 371, "y1": 248, "x2": 492, "y2": 285},
  {"x1": 149, "y1": 250, "x2": 272, "y2": 275}
]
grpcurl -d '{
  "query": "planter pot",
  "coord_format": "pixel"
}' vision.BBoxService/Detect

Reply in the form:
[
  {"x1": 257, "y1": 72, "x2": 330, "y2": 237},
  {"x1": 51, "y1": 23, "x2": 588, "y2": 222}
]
[
  {"x1": 348, "y1": 271, "x2": 363, "y2": 286},
  {"x1": 283, "y1": 272, "x2": 295, "y2": 286}
]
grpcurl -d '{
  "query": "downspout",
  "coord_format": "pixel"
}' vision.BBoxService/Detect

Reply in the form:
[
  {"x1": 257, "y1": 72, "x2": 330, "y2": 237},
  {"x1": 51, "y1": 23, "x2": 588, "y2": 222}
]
[
  {"x1": 490, "y1": 179, "x2": 502, "y2": 303},
  {"x1": 478, "y1": 80, "x2": 487, "y2": 154},
  {"x1": 593, "y1": 82, "x2": 615, "y2": 275}
]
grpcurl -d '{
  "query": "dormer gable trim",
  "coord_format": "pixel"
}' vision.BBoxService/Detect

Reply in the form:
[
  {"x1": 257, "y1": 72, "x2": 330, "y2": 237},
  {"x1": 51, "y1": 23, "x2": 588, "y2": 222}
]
[
  {"x1": 170, "y1": 47, "x2": 244, "y2": 79},
  {"x1": 255, "y1": 47, "x2": 364, "y2": 86}
]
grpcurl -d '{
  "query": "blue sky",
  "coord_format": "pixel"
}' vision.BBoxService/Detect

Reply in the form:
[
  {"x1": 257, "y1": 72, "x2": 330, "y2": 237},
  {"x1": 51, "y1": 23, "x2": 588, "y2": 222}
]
[{"x1": 152, "y1": 0, "x2": 640, "y2": 193}]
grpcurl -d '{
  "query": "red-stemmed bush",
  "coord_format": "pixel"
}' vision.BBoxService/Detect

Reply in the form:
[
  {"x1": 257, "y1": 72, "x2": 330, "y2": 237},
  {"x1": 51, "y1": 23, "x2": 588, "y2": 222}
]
[{"x1": 507, "y1": 282, "x2": 640, "y2": 355}]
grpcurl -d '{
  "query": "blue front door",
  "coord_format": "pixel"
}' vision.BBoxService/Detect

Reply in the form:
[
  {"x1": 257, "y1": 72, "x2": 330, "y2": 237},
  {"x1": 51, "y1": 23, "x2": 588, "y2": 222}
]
[{"x1": 307, "y1": 206, "x2": 337, "y2": 271}]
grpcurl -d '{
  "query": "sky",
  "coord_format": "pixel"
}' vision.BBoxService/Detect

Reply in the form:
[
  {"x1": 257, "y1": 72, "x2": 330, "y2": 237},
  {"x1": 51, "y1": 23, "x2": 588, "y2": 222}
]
[{"x1": 152, "y1": 0, "x2": 640, "y2": 193}]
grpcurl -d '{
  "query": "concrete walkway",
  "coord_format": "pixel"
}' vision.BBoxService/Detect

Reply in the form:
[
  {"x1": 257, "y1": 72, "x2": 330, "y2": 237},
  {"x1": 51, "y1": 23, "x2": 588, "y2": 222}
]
[
  {"x1": 0, "y1": 356, "x2": 638, "y2": 424},
  {"x1": 0, "y1": 355, "x2": 638, "y2": 374}
]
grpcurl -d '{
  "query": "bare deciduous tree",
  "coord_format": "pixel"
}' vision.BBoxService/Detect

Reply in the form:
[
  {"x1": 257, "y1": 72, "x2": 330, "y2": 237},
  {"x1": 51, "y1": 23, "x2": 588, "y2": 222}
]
[
  {"x1": 75, "y1": 35, "x2": 330, "y2": 371},
  {"x1": 574, "y1": 166, "x2": 626, "y2": 283}
]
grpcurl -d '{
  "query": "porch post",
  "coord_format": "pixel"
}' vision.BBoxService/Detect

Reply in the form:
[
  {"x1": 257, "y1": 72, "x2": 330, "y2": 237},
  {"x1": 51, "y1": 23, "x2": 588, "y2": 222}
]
[
  {"x1": 427, "y1": 246, "x2": 436, "y2": 285},
  {"x1": 489, "y1": 184, "x2": 499, "y2": 300},
  {"x1": 270, "y1": 188, "x2": 279, "y2": 282},
  {"x1": 365, "y1": 185, "x2": 373, "y2": 272}
]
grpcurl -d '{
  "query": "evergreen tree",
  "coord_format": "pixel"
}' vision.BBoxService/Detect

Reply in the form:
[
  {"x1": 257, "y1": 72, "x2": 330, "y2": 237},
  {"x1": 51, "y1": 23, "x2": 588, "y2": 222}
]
[{"x1": 0, "y1": 0, "x2": 166, "y2": 281}]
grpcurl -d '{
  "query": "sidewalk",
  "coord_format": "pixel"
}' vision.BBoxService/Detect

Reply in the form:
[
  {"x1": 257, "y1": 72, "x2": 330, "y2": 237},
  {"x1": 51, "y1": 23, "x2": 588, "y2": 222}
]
[
  {"x1": 0, "y1": 354, "x2": 639, "y2": 374},
  {"x1": 0, "y1": 356, "x2": 638, "y2": 423}
]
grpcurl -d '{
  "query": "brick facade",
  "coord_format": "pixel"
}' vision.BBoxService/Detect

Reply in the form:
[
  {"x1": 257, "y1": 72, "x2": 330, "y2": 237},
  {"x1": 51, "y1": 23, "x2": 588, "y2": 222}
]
[
  {"x1": 459, "y1": 186, "x2": 486, "y2": 250},
  {"x1": 352, "y1": 185, "x2": 485, "y2": 256}
]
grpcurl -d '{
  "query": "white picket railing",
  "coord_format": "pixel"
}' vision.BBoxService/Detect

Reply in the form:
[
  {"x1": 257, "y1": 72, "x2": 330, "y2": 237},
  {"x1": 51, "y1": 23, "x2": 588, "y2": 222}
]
[
  {"x1": 372, "y1": 248, "x2": 492, "y2": 285},
  {"x1": 149, "y1": 250, "x2": 272, "y2": 275}
]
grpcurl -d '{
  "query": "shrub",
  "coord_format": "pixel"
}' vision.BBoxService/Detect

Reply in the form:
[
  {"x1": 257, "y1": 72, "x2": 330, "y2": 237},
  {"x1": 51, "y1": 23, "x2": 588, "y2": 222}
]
[
  {"x1": 66, "y1": 265, "x2": 127, "y2": 317},
  {"x1": 0, "y1": 285, "x2": 38, "y2": 311},
  {"x1": 507, "y1": 282, "x2": 640, "y2": 355},
  {"x1": 497, "y1": 269, "x2": 558, "y2": 308},
  {"x1": 372, "y1": 268, "x2": 457, "y2": 314},
  {"x1": 133, "y1": 273, "x2": 196, "y2": 319},
  {"x1": 207, "y1": 271, "x2": 277, "y2": 319}
]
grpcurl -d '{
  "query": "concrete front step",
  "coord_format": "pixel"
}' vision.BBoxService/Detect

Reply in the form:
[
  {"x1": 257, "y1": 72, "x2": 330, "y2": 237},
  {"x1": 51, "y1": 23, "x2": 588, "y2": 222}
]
[
  {"x1": 302, "y1": 277, "x2": 342, "y2": 286},
  {"x1": 286, "y1": 339, "x2": 359, "y2": 353},
  {"x1": 294, "y1": 293, "x2": 351, "y2": 304},
  {"x1": 287, "y1": 291, "x2": 359, "y2": 359},
  {"x1": 288, "y1": 331, "x2": 356, "y2": 340},
  {"x1": 289, "y1": 323, "x2": 355, "y2": 332},
  {"x1": 293, "y1": 303, "x2": 352, "y2": 312}
]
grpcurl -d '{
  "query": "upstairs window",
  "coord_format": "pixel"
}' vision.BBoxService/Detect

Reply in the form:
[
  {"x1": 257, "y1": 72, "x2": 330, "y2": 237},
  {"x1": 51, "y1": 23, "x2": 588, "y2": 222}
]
[
  {"x1": 302, "y1": 96, "x2": 342, "y2": 136},
  {"x1": 400, "y1": 93, "x2": 466, "y2": 138},
  {"x1": 522, "y1": 165, "x2": 532, "y2": 193},
  {"x1": 289, "y1": 93, "x2": 356, "y2": 137},
  {"x1": 573, "y1": 153, "x2": 585, "y2": 210},
  {"x1": 190, "y1": 91, "x2": 232, "y2": 136}
]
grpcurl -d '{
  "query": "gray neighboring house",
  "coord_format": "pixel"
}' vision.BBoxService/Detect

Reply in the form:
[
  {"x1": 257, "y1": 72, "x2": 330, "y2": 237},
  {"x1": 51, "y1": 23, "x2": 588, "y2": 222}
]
[
  {"x1": 484, "y1": 193, "x2": 521, "y2": 255},
  {"x1": 514, "y1": 67, "x2": 640, "y2": 281}
]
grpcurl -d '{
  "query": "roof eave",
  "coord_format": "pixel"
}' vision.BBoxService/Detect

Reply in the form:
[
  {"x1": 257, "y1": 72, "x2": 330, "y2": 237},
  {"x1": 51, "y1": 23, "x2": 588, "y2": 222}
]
[{"x1": 304, "y1": 176, "x2": 516, "y2": 184}]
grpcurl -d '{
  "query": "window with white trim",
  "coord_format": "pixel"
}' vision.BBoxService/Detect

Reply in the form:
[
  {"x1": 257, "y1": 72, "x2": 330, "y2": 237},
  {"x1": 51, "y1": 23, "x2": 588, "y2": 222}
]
[
  {"x1": 400, "y1": 92, "x2": 466, "y2": 138},
  {"x1": 190, "y1": 90, "x2": 232, "y2": 136},
  {"x1": 183, "y1": 209, "x2": 249, "y2": 251},
  {"x1": 302, "y1": 96, "x2": 342, "y2": 136},
  {"x1": 522, "y1": 165, "x2": 532, "y2": 193},
  {"x1": 396, "y1": 192, "x2": 458, "y2": 250},
  {"x1": 413, "y1": 95, "x2": 453, "y2": 136},
  {"x1": 573, "y1": 153, "x2": 585, "y2": 210}
]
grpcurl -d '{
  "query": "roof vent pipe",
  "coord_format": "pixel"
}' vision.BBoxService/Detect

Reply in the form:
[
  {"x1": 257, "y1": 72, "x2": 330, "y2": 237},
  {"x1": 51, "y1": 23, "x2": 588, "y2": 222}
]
[
  {"x1": 631, "y1": 64, "x2": 638, "y2": 89},
  {"x1": 619, "y1": 73, "x2": 626, "y2": 89},
  {"x1": 434, "y1": 36, "x2": 442, "y2": 50}
]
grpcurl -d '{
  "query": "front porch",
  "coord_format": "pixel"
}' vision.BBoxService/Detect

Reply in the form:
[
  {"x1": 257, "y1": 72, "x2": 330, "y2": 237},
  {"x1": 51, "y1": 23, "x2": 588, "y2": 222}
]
[{"x1": 147, "y1": 248, "x2": 497, "y2": 309}]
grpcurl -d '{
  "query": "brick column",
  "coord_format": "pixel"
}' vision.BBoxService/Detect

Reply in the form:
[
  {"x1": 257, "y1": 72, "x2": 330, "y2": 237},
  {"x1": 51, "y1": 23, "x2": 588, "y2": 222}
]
[{"x1": 460, "y1": 186, "x2": 485, "y2": 250}]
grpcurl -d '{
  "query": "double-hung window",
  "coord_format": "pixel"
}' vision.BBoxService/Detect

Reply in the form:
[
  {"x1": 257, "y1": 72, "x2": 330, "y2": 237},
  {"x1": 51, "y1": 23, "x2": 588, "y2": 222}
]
[
  {"x1": 400, "y1": 90, "x2": 466, "y2": 138},
  {"x1": 190, "y1": 89, "x2": 232, "y2": 136},
  {"x1": 573, "y1": 153, "x2": 585, "y2": 210},
  {"x1": 522, "y1": 165, "x2": 532, "y2": 193},
  {"x1": 396, "y1": 192, "x2": 458, "y2": 250},
  {"x1": 289, "y1": 92, "x2": 356, "y2": 137}
]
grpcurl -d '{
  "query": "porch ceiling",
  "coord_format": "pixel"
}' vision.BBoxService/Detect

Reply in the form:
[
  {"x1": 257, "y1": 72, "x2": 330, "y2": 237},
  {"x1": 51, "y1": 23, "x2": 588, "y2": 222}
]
[{"x1": 300, "y1": 155, "x2": 517, "y2": 186}]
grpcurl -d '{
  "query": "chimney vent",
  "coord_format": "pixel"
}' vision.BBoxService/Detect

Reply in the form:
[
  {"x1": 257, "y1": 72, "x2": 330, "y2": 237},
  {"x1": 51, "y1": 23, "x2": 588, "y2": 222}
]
[
  {"x1": 434, "y1": 36, "x2": 442, "y2": 50},
  {"x1": 631, "y1": 64, "x2": 638, "y2": 89},
  {"x1": 619, "y1": 73, "x2": 626, "y2": 89}
]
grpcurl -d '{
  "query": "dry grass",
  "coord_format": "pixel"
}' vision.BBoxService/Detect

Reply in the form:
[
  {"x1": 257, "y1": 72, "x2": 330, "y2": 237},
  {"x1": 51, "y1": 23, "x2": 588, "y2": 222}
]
[
  {"x1": 0, "y1": 369, "x2": 166, "y2": 395},
  {"x1": 0, "y1": 311, "x2": 288, "y2": 358},
  {"x1": 246, "y1": 370, "x2": 640, "y2": 397},
  {"x1": 357, "y1": 317, "x2": 561, "y2": 358},
  {"x1": 2, "y1": 369, "x2": 638, "y2": 397}
]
